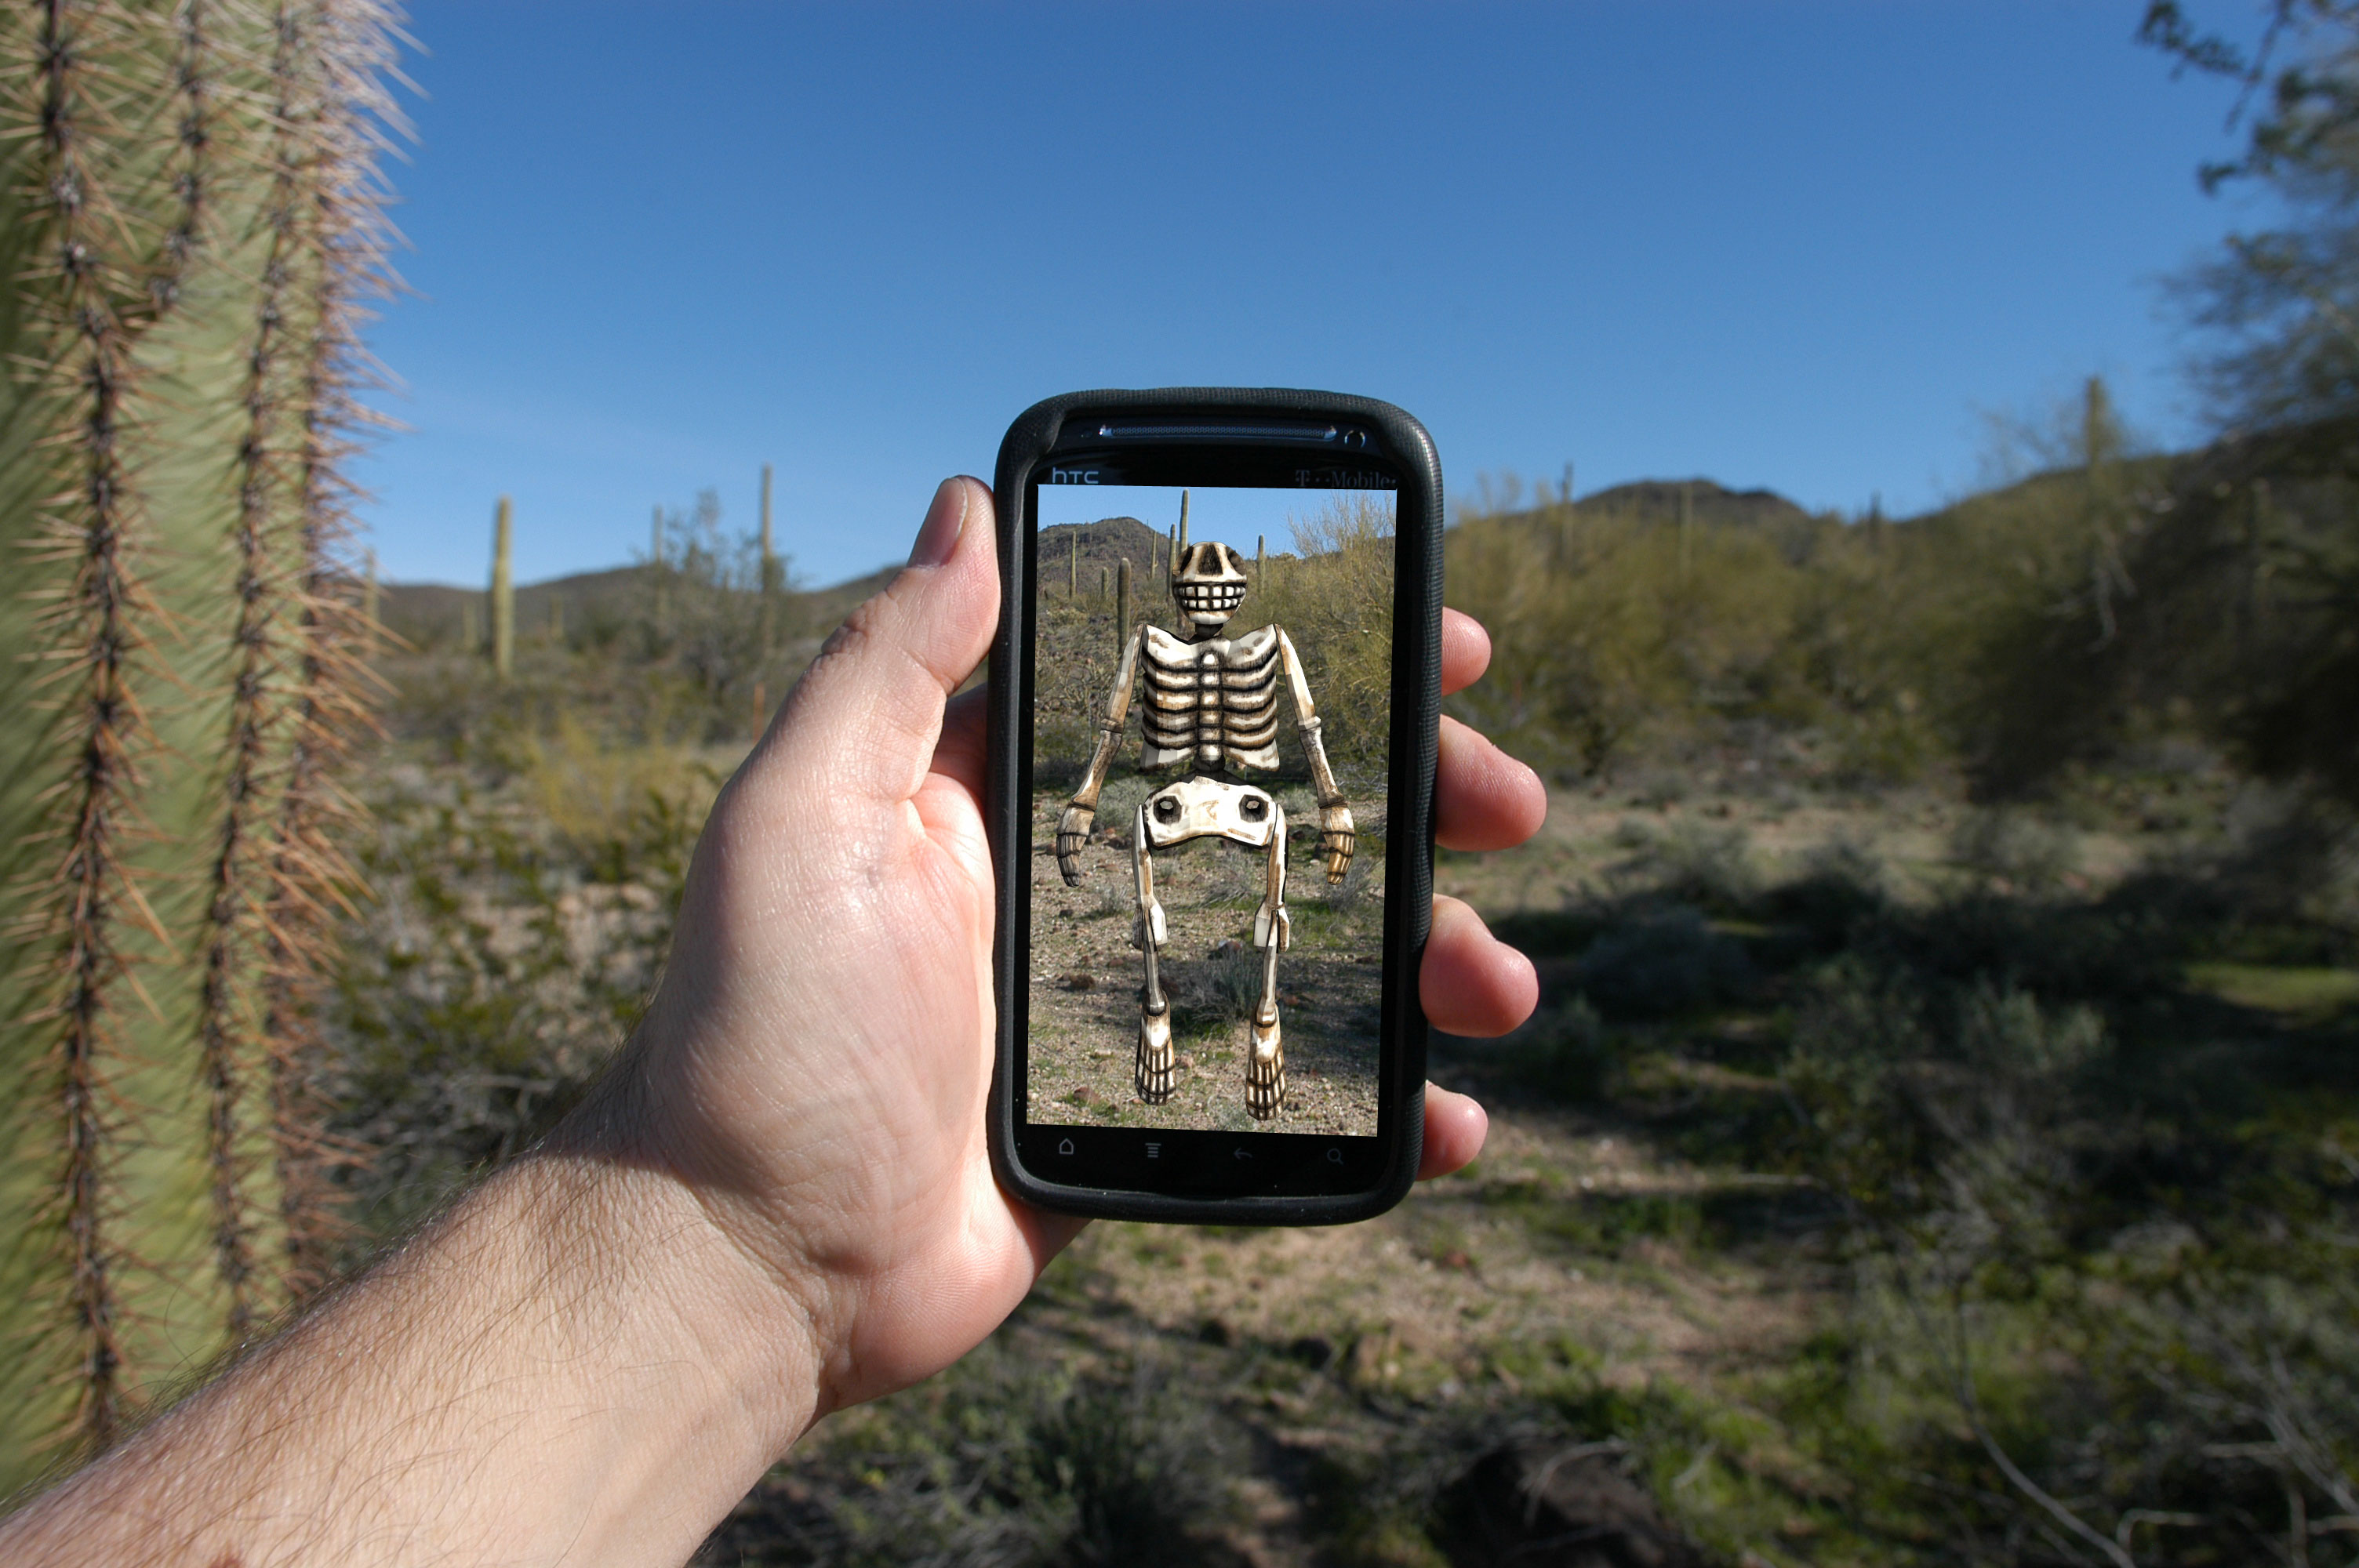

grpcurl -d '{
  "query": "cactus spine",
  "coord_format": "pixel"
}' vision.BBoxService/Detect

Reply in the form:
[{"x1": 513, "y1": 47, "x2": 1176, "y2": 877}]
[
  {"x1": 0, "y1": 0, "x2": 402, "y2": 1483},
  {"x1": 491, "y1": 495, "x2": 514, "y2": 680}
]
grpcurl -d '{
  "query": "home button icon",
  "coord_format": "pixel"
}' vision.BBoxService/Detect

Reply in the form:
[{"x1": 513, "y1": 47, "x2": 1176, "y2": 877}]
[{"x1": 1057, "y1": 1138, "x2": 1076, "y2": 1156}]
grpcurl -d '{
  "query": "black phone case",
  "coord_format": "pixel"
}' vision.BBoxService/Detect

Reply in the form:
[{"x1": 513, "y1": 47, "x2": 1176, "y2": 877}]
[{"x1": 985, "y1": 387, "x2": 1444, "y2": 1225}]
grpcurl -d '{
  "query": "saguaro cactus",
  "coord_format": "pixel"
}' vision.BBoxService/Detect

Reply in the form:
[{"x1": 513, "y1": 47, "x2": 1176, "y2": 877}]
[
  {"x1": 651, "y1": 502, "x2": 669, "y2": 636},
  {"x1": 0, "y1": 0, "x2": 402, "y2": 1483},
  {"x1": 491, "y1": 495, "x2": 514, "y2": 680},
  {"x1": 759, "y1": 463, "x2": 782, "y2": 595},
  {"x1": 758, "y1": 463, "x2": 780, "y2": 651}
]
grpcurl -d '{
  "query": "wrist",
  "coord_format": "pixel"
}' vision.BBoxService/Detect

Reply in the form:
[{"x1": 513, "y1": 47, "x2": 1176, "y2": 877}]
[
  {"x1": 346, "y1": 1148, "x2": 828, "y2": 1561},
  {"x1": 533, "y1": 1060, "x2": 840, "y2": 1464}
]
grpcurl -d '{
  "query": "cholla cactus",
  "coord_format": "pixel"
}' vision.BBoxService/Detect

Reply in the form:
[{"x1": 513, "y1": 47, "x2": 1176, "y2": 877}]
[{"x1": 0, "y1": 0, "x2": 403, "y2": 1482}]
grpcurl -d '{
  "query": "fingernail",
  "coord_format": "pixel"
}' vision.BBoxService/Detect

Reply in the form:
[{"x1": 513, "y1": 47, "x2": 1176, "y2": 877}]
[{"x1": 908, "y1": 477, "x2": 970, "y2": 568}]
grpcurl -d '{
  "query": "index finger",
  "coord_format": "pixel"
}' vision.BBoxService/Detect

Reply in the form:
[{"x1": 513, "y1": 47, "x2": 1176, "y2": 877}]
[{"x1": 1442, "y1": 608, "x2": 1491, "y2": 697}]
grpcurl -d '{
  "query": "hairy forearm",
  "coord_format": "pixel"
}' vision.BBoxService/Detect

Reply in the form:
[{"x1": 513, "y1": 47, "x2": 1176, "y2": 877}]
[{"x1": 0, "y1": 1149, "x2": 817, "y2": 1568}]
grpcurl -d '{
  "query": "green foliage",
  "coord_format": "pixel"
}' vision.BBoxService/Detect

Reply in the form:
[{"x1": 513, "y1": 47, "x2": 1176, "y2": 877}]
[
  {"x1": 1570, "y1": 906, "x2": 1755, "y2": 1022},
  {"x1": 1437, "y1": 379, "x2": 2359, "y2": 811},
  {"x1": 2144, "y1": 2, "x2": 2359, "y2": 427},
  {"x1": 326, "y1": 753, "x2": 704, "y2": 1240},
  {"x1": 383, "y1": 488, "x2": 821, "y2": 761},
  {"x1": 1447, "y1": 774, "x2": 2359, "y2": 1561},
  {"x1": 1233, "y1": 492, "x2": 1397, "y2": 771},
  {"x1": 707, "y1": 1341, "x2": 1250, "y2": 1567},
  {"x1": 1444, "y1": 487, "x2": 1940, "y2": 782}
]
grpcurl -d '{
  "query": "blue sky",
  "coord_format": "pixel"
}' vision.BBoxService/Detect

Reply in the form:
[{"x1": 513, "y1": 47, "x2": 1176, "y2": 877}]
[{"x1": 356, "y1": 2, "x2": 2264, "y2": 589}]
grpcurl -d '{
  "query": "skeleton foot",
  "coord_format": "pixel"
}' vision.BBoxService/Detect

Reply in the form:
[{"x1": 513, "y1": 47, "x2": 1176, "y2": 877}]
[
  {"x1": 1245, "y1": 1007, "x2": 1285, "y2": 1120},
  {"x1": 1137, "y1": 1007, "x2": 1176, "y2": 1103}
]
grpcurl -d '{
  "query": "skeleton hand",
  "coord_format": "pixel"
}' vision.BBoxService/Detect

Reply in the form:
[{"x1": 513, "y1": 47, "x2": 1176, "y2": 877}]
[
  {"x1": 1055, "y1": 803, "x2": 1095, "y2": 885},
  {"x1": 1319, "y1": 802, "x2": 1356, "y2": 884}
]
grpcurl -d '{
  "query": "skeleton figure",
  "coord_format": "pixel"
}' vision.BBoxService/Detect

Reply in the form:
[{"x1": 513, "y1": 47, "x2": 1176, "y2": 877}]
[{"x1": 1055, "y1": 502, "x2": 1355, "y2": 1120}]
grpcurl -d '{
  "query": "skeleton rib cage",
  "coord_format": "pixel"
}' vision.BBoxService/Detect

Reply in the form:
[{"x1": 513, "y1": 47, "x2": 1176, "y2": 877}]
[{"x1": 1137, "y1": 624, "x2": 1286, "y2": 773}]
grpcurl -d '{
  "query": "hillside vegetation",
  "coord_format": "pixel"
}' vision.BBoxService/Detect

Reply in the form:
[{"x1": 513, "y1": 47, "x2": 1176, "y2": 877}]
[{"x1": 308, "y1": 399, "x2": 2359, "y2": 1566}]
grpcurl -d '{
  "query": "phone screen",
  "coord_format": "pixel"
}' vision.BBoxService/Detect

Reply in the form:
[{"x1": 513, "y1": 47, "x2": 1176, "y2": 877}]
[{"x1": 1024, "y1": 481, "x2": 1398, "y2": 1143}]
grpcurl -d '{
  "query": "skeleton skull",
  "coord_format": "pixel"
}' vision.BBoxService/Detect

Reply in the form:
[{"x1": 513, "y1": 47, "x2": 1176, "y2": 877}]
[{"x1": 1170, "y1": 540, "x2": 1249, "y2": 633}]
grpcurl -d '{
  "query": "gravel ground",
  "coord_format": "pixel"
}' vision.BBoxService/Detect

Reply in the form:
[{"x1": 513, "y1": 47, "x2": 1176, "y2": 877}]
[{"x1": 1026, "y1": 782, "x2": 1389, "y2": 1134}]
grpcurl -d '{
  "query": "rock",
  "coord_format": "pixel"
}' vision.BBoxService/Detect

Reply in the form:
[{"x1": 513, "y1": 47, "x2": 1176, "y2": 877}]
[{"x1": 1444, "y1": 1441, "x2": 1705, "y2": 1568}]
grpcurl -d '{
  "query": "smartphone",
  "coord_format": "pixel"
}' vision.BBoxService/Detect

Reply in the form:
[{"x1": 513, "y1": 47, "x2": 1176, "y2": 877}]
[{"x1": 986, "y1": 389, "x2": 1443, "y2": 1224}]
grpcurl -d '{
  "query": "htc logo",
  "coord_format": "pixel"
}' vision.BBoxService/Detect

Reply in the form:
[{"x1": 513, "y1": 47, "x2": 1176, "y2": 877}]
[{"x1": 1049, "y1": 467, "x2": 1100, "y2": 485}]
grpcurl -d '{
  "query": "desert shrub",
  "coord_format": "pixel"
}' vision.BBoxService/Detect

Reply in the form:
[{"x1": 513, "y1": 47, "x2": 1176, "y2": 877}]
[
  {"x1": 1772, "y1": 942, "x2": 2359, "y2": 1565},
  {"x1": 1949, "y1": 808, "x2": 2083, "y2": 893},
  {"x1": 1441, "y1": 487, "x2": 1953, "y2": 782},
  {"x1": 1209, "y1": 948, "x2": 1266, "y2": 1022},
  {"x1": 1228, "y1": 491, "x2": 1397, "y2": 770},
  {"x1": 325, "y1": 767, "x2": 700, "y2": 1242},
  {"x1": 1304, "y1": 1371, "x2": 1803, "y2": 1568},
  {"x1": 709, "y1": 1343, "x2": 1249, "y2": 1568},
  {"x1": 1764, "y1": 837, "x2": 1891, "y2": 951},
  {"x1": 1612, "y1": 820, "x2": 1761, "y2": 911},
  {"x1": 522, "y1": 714, "x2": 718, "y2": 859},
  {"x1": 1506, "y1": 996, "x2": 1612, "y2": 1102},
  {"x1": 1571, "y1": 906, "x2": 1754, "y2": 1020}
]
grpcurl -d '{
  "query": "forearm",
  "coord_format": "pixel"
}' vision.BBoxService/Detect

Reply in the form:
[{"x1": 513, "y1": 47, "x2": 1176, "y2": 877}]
[
  {"x1": 0, "y1": 1148, "x2": 818, "y2": 1568},
  {"x1": 1299, "y1": 717, "x2": 1347, "y2": 810},
  {"x1": 1069, "y1": 628, "x2": 1142, "y2": 812},
  {"x1": 1068, "y1": 720, "x2": 1123, "y2": 811},
  {"x1": 1275, "y1": 629, "x2": 1347, "y2": 811}
]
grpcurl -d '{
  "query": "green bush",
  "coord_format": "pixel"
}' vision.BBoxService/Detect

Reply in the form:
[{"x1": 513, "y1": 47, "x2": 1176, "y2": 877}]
[
  {"x1": 1571, "y1": 906, "x2": 1754, "y2": 1021},
  {"x1": 709, "y1": 1343, "x2": 1249, "y2": 1568}
]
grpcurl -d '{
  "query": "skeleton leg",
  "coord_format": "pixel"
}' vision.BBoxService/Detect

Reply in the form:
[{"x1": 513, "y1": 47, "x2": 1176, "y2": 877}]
[
  {"x1": 1133, "y1": 803, "x2": 1175, "y2": 1102},
  {"x1": 1245, "y1": 804, "x2": 1289, "y2": 1120}
]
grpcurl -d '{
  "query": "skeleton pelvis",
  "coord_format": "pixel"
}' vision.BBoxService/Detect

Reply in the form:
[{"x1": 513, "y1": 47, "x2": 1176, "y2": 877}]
[{"x1": 1140, "y1": 776, "x2": 1280, "y2": 851}]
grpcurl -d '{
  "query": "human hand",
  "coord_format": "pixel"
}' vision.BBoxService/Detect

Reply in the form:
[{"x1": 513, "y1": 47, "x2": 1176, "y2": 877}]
[
  {"x1": 1054, "y1": 802, "x2": 1094, "y2": 884},
  {"x1": 583, "y1": 476, "x2": 1547, "y2": 1446}
]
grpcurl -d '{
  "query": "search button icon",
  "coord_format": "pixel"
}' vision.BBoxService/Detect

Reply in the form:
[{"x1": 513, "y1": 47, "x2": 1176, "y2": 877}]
[{"x1": 1326, "y1": 1147, "x2": 1344, "y2": 1164}]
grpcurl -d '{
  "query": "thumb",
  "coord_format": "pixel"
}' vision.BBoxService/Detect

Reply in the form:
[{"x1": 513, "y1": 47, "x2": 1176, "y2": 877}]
[{"x1": 757, "y1": 475, "x2": 999, "y2": 804}]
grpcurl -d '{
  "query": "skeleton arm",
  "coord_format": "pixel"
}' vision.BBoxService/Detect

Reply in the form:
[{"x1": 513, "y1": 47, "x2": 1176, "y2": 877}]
[
  {"x1": 1277, "y1": 628, "x2": 1355, "y2": 883},
  {"x1": 1055, "y1": 625, "x2": 1143, "y2": 886}
]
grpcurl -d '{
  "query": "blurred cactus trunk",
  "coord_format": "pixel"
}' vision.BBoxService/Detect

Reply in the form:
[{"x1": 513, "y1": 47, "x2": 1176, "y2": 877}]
[
  {"x1": 0, "y1": 0, "x2": 400, "y2": 1486},
  {"x1": 491, "y1": 495, "x2": 514, "y2": 678}
]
